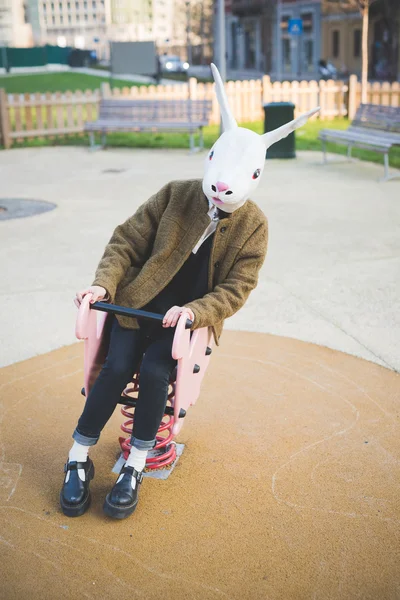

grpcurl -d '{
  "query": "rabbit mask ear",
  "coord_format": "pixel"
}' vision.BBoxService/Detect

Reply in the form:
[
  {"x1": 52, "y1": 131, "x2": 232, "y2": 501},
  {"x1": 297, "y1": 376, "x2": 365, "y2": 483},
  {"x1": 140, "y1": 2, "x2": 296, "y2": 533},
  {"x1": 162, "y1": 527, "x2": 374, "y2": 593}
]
[
  {"x1": 210, "y1": 63, "x2": 237, "y2": 132},
  {"x1": 262, "y1": 107, "x2": 320, "y2": 149}
]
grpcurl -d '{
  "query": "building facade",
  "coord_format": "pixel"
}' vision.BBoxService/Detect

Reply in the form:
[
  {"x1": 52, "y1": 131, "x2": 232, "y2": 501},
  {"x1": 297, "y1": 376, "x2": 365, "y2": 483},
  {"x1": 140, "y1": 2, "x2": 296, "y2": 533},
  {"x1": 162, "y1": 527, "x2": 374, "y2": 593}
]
[
  {"x1": 166, "y1": 0, "x2": 213, "y2": 64},
  {"x1": 229, "y1": 0, "x2": 267, "y2": 72},
  {"x1": 230, "y1": 0, "x2": 322, "y2": 78},
  {"x1": 0, "y1": 0, "x2": 33, "y2": 46},
  {"x1": 228, "y1": 0, "x2": 399, "y2": 80},
  {"x1": 27, "y1": 0, "x2": 111, "y2": 58},
  {"x1": 108, "y1": 0, "x2": 175, "y2": 46},
  {"x1": 275, "y1": 0, "x2": 321, "y2": 79},
  {"x1": 321, "y1": 0, "x2": 399, "y2": 80},
  {"x1": 27, "y1": 0, "x2": 187, "y2": 60}
]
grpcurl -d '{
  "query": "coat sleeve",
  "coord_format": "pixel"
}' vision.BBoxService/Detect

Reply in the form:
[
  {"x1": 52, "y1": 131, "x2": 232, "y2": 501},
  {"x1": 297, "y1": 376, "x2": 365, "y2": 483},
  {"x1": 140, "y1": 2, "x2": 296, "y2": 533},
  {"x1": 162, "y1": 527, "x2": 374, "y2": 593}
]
[
  {"x1": 184, "y1": 220, "x2": 268, "y2": 329},
  {"x1": 92, "y1": 185, "x2": 168, "y2": 302}
]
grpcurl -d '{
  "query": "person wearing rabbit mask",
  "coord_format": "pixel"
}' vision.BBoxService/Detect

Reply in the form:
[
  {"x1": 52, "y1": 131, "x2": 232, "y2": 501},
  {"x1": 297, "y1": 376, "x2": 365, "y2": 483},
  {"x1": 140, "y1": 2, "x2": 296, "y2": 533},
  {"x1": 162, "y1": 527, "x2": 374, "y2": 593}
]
[{"x1": 60, "y1": 64, "x2": 319, "y2": 520}]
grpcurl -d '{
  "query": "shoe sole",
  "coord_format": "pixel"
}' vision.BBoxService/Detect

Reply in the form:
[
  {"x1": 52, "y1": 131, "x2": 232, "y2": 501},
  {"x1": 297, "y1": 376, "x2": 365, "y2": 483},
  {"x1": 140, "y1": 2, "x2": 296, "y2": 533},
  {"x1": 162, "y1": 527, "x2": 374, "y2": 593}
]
[
  {"x1": 59, "y1": 462, "x2": 95, "y2": 518},
  {"x1": 103, "y1": 494, "x2": 138, "y2": 520},
  {"x1": 60, "y1": 491, "x2": 92, "y2": 517}
]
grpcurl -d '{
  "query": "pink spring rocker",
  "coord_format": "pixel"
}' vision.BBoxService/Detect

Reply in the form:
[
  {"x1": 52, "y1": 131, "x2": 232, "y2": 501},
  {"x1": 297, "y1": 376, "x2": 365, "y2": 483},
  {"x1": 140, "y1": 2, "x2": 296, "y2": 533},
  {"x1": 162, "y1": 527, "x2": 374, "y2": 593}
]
[{"x1": 75, "y1": 294, "x2": 214, "y2": 470}]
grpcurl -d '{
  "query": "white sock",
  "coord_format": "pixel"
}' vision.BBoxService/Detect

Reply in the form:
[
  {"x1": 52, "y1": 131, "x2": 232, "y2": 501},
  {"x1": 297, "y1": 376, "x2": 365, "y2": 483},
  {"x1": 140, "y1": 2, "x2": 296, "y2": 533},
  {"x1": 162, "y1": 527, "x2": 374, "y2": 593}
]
[
  {"x1": 116, "y1": 447, "x2": 148, "y2": 490},
  {"x1": 67, "y1": 441, "x2": 89, "y2": 482},
  {"x1": 126, "y1": 446, "x2": 148, "y2": 472}
]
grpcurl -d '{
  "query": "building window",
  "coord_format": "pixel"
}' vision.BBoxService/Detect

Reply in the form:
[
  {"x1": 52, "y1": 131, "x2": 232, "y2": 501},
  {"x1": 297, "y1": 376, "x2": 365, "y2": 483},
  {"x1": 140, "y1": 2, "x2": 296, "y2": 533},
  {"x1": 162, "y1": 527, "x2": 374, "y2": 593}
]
[
  {"x1": 93, "y1": 13, "x2": 97, "y2": 20},
  {"x1": 77, "y1": 14, "x2": 80, "y2": 21},
  {"x1": 332, "y1": 30, "x2": 340, "y2": 58},
  {"x1": 59, "y1": 2, "x2": 62, "y2": 11},
  {"x1": 353, "y1": 29, "x2": 361, "y2": 58},
  {"x1": 93, "y1": 0, "x2": 96, "y2": 7},
  {"x1": 302, "y1": 12, "x2": 313, "y2": 34},
  {"x1": 84, "y1": 13, "x2": 88, "y2": 20},
  {"x1": 303, "y1": 39, "x2": 313, "y2": 73},
  {"x1": 68, "y1": 14, "x2": 71, "y2": 22},
  {"x1": 52, "y1": 15, "x2": 55, "y2": 24},
  {"x1": 76, "y1": 2, "x2": 79, "y2": 10},
  {"x1": 51, "y1": 2, "x2": 55, "y2": 11}
]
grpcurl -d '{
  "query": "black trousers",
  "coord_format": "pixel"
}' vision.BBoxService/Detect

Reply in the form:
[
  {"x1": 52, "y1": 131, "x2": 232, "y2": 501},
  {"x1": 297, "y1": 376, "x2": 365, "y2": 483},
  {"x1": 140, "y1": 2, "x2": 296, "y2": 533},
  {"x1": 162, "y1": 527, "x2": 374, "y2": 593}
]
[{"x1": 73, "y1": 316, "x2": 177, "y2": 451}]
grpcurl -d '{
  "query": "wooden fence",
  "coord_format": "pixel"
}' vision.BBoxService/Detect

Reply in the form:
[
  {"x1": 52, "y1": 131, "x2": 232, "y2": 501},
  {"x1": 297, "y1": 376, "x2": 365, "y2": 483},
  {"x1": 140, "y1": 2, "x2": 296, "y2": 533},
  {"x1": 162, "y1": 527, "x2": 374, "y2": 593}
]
[
  {"x1": 0, "y1": 76, "x2": 399, "y2": 149},
  {"x1": 0, "y1": 88, "x2": 100, "y2": 148},
  {"x1": 349, "y1": 75, "x2": 400, "y2": 119}
]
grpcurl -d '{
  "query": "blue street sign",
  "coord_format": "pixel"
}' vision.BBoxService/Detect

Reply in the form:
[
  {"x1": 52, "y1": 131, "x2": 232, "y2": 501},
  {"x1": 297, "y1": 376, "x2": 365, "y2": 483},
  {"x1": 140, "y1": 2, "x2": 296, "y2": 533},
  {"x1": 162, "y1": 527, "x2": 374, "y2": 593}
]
[{"x1": 288, "y1": 19, "x2": 303, "y2": 35}]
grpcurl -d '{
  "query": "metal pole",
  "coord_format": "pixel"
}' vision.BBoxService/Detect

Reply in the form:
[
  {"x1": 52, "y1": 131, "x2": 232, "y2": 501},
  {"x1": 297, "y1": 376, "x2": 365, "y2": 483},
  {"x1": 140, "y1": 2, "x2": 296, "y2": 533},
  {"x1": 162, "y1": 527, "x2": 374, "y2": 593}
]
[
  {"x1": 186, "y1": 1, "x2": 192, "y2": 65},
  {"x1": 217, "y1": 0, "x2": 226, "y2": 135},
  {"x1": 217, "y1": 0, "x2": 226, "y2": 81},
  {"x1": 276, "y1": 0, "x2": 281, "y2": 81},
  {"x1": 1, "y1": 46, "x2": 9, "y2": 73}
]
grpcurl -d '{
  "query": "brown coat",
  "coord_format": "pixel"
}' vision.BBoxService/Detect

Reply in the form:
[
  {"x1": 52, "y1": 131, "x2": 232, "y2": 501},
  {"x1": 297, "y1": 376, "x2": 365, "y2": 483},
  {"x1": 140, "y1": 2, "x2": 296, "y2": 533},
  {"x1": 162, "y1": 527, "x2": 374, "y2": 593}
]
[{"x1": 92, "y1": 179, "x2": 268, "y2": 345}]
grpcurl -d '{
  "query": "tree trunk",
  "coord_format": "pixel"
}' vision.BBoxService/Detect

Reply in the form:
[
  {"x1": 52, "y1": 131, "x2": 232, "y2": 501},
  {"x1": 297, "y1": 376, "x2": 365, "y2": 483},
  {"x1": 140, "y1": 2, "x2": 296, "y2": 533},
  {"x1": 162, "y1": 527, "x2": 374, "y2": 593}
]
[{"x1": 361, "y1": 0, "x2": 369, "y2": 104}]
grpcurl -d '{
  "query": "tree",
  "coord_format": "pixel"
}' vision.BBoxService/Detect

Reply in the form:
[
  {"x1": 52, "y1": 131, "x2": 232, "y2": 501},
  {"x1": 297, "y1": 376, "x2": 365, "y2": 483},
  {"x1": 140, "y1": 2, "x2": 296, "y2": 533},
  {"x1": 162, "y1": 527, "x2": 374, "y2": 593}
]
[
  {"x1": 359, "y1": 0, "x2": 370, "y2": 103},
  {"x1": 324, "y1": 0, "x2": 378, "y2": 102}
]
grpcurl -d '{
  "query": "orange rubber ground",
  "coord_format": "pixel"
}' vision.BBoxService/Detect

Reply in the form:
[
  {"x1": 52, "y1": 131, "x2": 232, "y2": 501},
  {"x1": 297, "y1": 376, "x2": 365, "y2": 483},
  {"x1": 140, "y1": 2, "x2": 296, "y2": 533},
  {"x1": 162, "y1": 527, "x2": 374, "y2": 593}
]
[{"x1": 0, "y1": 330, "x2": 399, "y2": 600}]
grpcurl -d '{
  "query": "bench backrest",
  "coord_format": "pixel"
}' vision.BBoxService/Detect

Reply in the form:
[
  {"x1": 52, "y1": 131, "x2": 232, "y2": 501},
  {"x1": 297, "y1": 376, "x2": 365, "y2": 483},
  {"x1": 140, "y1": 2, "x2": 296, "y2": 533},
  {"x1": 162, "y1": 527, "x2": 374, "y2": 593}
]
[
  {"x1": 98, "y1": 99, "x2": 212, "y2": 124},
  {"x1": 351, "y1": 103, "x2": 400, "y2": 134}
]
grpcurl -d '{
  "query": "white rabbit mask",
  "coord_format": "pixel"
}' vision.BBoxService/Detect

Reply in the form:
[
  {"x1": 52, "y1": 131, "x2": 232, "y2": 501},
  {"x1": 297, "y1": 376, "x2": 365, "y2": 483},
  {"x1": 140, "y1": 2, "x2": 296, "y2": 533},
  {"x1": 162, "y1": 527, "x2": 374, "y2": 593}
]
[{"x1": 203, "y1": 64, "x2": 320, "y2": 213}]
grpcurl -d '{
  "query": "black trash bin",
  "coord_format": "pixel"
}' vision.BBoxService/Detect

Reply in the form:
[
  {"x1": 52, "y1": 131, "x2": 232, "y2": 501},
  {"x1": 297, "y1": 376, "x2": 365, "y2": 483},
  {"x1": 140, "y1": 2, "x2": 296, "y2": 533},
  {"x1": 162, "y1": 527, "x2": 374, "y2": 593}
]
[{"x1": 264, "y1": 102, "x2": 295, "y2": 159}]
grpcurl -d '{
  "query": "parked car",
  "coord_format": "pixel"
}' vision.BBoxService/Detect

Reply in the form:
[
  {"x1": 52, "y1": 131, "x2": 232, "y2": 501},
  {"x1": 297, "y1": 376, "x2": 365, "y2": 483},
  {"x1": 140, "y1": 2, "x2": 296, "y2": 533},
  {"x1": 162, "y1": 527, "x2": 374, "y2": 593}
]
[{"x1": 159, "y1": 54, "x2": 190, "y2": 74}]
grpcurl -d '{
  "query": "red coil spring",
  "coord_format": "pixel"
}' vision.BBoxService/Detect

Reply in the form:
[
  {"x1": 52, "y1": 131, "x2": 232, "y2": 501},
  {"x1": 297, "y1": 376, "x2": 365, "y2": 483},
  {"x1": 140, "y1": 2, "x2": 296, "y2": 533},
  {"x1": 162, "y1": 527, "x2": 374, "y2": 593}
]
[{"x1": 118, "y1": 372, "x2": 177, "y2": 470}]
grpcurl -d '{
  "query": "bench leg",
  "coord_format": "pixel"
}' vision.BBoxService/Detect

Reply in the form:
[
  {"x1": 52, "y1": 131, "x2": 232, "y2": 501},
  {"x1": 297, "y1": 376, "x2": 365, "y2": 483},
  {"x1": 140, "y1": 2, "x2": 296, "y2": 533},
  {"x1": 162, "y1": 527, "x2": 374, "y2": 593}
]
[
  {"x1": 88, "y1": 131, "x2": 103, "y2": 152},
  {"x1": 188, "y1": 130, "x2": 203, "y2": 154},
  {"x1": 378, "y1": 153, "x2": 400, "y2": 182},
  {"x1": 383, "y1": 153, "x2": 389, "y2": 181},
  {"x1": 322, "y1": 139, "x2": 327, "y2": 164},
  {"x1": 189, "y1": 132, "x2": 195, "y2": 153},
  {"x1": 347, "y1": 145, "x2": 352, "y2": 161},
  {"x1": 199, "y1": 127, "x2": 204, "y2": 150}
]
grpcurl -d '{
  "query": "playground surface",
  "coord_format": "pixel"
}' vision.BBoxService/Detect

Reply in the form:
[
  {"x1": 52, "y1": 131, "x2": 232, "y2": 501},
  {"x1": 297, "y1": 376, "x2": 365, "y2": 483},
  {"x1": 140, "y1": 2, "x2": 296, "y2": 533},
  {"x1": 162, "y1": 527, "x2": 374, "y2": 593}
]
[
  {"x1": 0, "y1": 146, "x2": 399, "y2": 599},
  {"x1": 1, "y1": 331, "x2": 399, "y2": 599}
]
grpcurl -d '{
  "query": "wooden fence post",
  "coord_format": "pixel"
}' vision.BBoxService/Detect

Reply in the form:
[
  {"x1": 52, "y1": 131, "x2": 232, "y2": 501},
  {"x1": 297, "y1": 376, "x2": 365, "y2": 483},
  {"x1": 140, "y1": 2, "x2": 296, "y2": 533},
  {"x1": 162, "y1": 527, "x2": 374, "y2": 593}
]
[
  {"x1": 189, "y1": 77, "x2": 197, "y2": 100},
  {"x1": 0, "y1": 88, "x2": 11, "y2": 149},
  {"x1": 262, "y1": 75, "x2": 271, "y2": 106},
  {"x1": 348, "y1": 74, "x2": 357, "y2": 120},
  {"x1": 318, "y1": 79, "x2": 326, "y2": 120},
  {"x1": 100, "y1": 81, "x2": 111, "y2": 99}
]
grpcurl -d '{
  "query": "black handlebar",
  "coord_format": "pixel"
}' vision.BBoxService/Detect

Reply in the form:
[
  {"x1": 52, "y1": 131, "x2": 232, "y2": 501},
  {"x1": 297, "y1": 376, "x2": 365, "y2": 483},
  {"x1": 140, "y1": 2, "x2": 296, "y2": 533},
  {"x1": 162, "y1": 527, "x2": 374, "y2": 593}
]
[{"x1": 91, "y1": 302, "x2": 193, "y2": 330}]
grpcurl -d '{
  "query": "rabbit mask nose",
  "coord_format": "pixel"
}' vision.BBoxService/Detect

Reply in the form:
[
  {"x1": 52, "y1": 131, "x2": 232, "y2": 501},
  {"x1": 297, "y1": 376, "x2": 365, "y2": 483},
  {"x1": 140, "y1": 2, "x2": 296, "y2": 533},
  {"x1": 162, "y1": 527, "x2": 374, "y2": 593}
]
[{"x1": 216, "y1": 181, "x2": 229, "y2": 193}]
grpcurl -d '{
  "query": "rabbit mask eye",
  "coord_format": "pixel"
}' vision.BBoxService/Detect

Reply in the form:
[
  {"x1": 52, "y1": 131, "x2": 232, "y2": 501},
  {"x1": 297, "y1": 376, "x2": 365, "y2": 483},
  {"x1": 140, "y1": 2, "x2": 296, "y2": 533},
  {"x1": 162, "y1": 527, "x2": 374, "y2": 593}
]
[
  {"x1": 252, "y1": 169, "x2": 261, "y2": 180},
  {"x1": 209, "y1": 151, "x2": 214, "y2": 161}
]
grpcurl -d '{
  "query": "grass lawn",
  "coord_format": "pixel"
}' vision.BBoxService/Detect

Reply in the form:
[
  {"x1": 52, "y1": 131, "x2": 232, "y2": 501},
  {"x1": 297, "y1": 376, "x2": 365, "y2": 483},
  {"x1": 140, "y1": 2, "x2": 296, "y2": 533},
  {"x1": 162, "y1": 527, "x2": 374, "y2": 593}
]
[
  {"x1": 0, "y1": 72, "x2": 146, "y2": 94},
  {"x1": 9, "y1": 117, "x2": 400, "y2": 170}
]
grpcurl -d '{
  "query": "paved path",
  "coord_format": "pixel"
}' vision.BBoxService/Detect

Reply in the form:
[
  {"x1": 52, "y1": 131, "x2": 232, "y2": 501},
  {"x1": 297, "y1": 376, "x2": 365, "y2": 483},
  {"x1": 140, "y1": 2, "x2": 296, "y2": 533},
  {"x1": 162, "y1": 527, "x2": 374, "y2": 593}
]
[{"x1": 1, "y1": 146, "x2": 399, "y2": 371}]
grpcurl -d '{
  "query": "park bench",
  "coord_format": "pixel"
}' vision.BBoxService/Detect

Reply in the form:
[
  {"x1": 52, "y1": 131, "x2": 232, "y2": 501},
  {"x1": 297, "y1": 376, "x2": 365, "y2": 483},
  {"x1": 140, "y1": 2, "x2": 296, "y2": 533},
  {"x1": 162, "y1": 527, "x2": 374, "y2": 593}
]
[
  {"x1": 318, "y1": 104, "x2": 400, "y2": 181},
  {"x1": 84, "y1": 98, "x2": 212, "y2": 151}
]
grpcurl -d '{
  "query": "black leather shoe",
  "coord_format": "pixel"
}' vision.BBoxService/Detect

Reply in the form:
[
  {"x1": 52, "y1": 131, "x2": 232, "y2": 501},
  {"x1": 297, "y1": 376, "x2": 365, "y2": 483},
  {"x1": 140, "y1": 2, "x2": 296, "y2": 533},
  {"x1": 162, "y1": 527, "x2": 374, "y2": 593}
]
[
  {"x1": 60, "y1": 458, "x2": 95, "y2": 517},
  {"x1": 103, "y1": 465, "x2": 144, "y2": 520}
]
